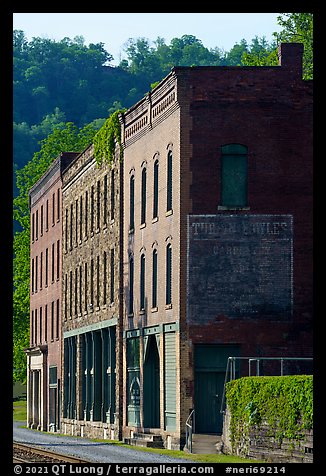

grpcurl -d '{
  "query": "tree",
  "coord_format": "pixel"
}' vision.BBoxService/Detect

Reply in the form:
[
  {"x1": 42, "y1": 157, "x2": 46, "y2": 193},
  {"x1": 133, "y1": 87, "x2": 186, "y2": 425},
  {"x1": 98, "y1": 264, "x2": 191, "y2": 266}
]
[
  {"x1": 226, "y1": 39, "x2": 249, "y2": 65},
  {"x1": 241, "y1": 14, "x2": 313, "y2": 79},
  {"x1": 13, "y1": 122, "x2": 100, "y2": 383},
  {"x1": 241, "y1": 36, "x2": 278, "y2": 67},
  {"x1": 275, "y1": 13, "x2": 313, "y2": 79}
]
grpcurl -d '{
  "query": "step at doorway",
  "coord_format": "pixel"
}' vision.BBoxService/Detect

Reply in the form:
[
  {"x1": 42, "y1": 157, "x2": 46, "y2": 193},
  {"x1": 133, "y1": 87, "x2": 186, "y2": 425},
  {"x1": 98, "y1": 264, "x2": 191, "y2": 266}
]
[{"x1": 191, "y1": 434, "x2": 223, "y2": 454}]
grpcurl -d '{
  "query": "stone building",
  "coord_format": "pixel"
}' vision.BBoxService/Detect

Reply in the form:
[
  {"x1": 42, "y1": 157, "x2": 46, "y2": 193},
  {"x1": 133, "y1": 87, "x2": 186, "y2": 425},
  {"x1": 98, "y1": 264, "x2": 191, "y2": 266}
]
[
  {"x1": 120, "y1": 43, "x2": 313, "y2": 448},
  {"x1": 60, "y1": 143, "x2": 123, "y2": 439},
  {"x1": 26, "y1": 152, "x2": 78, "y2": 431}
]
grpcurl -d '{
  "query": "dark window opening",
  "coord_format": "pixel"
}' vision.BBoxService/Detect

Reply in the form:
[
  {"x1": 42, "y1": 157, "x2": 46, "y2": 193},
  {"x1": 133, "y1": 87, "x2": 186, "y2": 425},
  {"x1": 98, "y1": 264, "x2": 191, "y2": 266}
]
[
  {"x1": 140, "y1": 253, "x2": 145, "y2": 310},
  {"x1": 166, "y1": 244, "x2": 172, "y2": 305},
  {"x1": 141, "y1": 168, "x2": 147, "y2": 225},
  {"x1": 221, "y1": 144, "x2": 248, "y2": 208},
  {"x1": 153, "y1": 160, "x2": 159, "y2": 219}
]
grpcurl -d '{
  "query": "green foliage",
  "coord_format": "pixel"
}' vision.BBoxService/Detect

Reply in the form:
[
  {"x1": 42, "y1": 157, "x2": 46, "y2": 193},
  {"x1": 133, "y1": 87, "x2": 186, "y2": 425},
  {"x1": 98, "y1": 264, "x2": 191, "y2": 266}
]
[
  {"x1": 275, "y1": 13, "x2": 313, "y2": 79},
  {"x1": 93, "y1": 110, "x2": 125, "y2": 166},
  {"x1": 13, "y1": 400, "x2": 28, "y2": 422},
  {"x1": 241, "y1": 36, "x2": 279, "y2": 67},
  {"x1": 225, "y1": 376, "x2": 313, "y2": 451}
]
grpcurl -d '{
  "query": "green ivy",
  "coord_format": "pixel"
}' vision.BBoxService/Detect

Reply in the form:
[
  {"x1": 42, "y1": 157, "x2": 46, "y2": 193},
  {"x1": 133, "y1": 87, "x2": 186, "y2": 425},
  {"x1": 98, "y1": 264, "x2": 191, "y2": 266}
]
[
  {"x1": 93, "y1": 109, "x2": 125, "y2": 167},
  {"x1": 225, "y1": 375, "x2": 313, "y2": 451}
]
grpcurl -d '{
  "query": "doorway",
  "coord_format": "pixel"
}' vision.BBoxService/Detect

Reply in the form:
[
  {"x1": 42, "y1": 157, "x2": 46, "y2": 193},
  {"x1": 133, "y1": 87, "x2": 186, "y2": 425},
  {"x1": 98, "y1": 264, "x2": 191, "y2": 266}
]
[
  {"x1": 143, "y1": 335, "x2": 160, "y2": 428},
  {"x1": 194, "y1": 344, "x2": 240, "y2": 434}
]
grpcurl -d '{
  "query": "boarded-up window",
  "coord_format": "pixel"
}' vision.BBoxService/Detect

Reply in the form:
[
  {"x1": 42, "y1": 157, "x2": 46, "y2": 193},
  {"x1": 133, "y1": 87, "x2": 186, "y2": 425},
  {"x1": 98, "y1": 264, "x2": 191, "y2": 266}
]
[{"x1": 221, "y1": 144, "x2": 248, "y2": 207}]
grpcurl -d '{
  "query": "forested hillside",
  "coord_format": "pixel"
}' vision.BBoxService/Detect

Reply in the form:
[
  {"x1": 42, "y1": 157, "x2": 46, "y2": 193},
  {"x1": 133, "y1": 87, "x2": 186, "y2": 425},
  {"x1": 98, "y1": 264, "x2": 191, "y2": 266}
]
[
  {"x1": 13, "y1": 13, "x2": 313, "y2": 182},
  {"x1": 13, "y1": 31, "x2": 278, "y2": 178},
  {"x1": 13, "y1": 13, "x2": 313, "y2": 383}
]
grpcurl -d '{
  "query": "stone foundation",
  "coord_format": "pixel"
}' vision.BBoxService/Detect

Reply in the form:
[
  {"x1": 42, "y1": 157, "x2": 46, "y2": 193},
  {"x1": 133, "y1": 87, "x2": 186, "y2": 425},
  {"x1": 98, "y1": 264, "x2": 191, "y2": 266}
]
[
  {"x1": 222, "y1": 408, "x2": 313, "y2": 463},
  {"x1": 62, "y1": 418, "x2": 118, "y2": 440}
]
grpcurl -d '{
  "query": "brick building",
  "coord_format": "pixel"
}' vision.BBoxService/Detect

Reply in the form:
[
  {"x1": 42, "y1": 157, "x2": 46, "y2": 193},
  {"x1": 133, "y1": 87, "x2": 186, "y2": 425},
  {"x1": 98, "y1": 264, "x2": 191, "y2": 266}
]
[
  {"x1": 60, "y1": 144, "x2": 123, "y2": 439},
  {"x1": 26, "y1": 152, "x2": 78, "y2": 431},
  {"x1": 120, "y1": 42, "x2": 312, "y2": 448},
  {"x1": 26, "y1": 42, "x2": 312, "y2": 448}
]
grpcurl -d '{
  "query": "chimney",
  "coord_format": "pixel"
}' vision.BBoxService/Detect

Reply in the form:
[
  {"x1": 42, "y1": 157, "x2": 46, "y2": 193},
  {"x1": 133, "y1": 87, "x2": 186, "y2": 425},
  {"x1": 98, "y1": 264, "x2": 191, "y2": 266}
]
[{"x1": 278, "y1": 43, "x2": 304, "y2": 78}]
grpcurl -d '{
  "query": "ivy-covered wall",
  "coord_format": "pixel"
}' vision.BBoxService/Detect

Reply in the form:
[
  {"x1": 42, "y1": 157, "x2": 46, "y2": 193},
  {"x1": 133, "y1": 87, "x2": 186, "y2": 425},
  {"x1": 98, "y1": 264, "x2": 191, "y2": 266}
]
[
  {"x1": 223, "y1": 376, "x2": 313, "y2": 463},
  {"x1": 93, "y1": 109, "x2": 125, "y2": 166}
]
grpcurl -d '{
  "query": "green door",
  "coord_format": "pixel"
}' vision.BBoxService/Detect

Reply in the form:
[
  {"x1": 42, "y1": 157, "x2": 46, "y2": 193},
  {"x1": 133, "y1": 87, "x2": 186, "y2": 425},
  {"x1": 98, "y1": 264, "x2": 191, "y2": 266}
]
[
  {"x1": 195, "y1": 371, "x2": 224, "y2": 433},
  {"x1": 194, "y1": 344, "x2": 240, "y2": 434}
]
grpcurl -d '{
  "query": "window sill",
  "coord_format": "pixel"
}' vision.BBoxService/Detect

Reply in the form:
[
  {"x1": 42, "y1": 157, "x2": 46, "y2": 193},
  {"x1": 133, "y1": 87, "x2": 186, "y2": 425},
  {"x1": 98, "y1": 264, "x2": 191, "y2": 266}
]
[
  {"x1": 165, "y1": 304, "x2": 172, "y2": 310},
  {"x1": 139, "y1": 309, "x2": 146, "y2": 315},
  {"x1": 218, "y1": 205, "x2": 250, "y2": 211},
  {"x1": 152, "y1": 217, "x2": 158, "y2": 224},
  {"x1": 128, "y1": 313, "x2": 134, "y2": 318},
  {"x1": 140, "y1": 223, "x2": 146, "y2": 229},
  {"x1": 151, "y1": 307, "x2": 158, "y2": 313},
  {"x1": 166, "y1": 210, "x2": 173, "y2": 217}
]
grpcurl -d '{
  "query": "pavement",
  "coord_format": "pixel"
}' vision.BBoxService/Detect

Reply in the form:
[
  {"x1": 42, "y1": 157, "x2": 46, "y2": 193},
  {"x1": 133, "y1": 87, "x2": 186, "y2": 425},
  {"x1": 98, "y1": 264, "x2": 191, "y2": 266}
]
[{"x1": 13, "y1": 421, "x2": 196, "y2": 464}]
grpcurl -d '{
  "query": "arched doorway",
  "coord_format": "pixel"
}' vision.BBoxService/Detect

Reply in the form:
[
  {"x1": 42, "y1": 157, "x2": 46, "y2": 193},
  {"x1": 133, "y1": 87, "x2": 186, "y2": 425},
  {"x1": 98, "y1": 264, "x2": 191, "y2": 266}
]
[{"x1": 143, "y1": 335, "x2": 160, "y2": 428}]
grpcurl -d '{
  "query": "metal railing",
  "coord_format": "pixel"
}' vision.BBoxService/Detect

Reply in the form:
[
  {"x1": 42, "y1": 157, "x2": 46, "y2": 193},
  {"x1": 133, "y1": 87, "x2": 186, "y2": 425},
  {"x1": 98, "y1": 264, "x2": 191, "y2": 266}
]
[
  {"x1": 185, "y1": 409, "x2": 195, "y2": 453},
  {"x1": 220, "y1": 356, "x2": 313, "y2": 415}
]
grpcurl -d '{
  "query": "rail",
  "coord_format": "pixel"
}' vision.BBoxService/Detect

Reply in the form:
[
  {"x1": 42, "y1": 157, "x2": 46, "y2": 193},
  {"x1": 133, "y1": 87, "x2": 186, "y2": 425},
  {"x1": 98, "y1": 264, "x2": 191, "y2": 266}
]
[
  {"x1": 185, "y1": 409, "x2": 195, "y2": 453},
  {"x1": 13, "y1": 442, "x2": 91, "y2": 463},
  {"x1": 220, "y1": 356, "x2": 313, "y2": 415}
]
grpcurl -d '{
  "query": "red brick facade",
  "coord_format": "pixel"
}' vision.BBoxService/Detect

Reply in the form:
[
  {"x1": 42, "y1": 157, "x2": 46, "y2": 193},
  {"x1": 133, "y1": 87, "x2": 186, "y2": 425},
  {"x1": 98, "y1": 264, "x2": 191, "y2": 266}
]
[
  {"x1": 26, "y1": 152, "x2": 78, "y2": 431},
  {"x1": 121, "y1": 42, "x2": 312, "y2": 446}
]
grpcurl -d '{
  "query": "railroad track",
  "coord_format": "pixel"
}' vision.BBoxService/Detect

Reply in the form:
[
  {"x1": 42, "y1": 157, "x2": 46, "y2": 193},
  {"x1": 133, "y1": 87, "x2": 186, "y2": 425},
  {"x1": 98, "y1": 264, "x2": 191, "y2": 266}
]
[{"x1": 13, "y1": 442, "x2": 91, "y2": 464}]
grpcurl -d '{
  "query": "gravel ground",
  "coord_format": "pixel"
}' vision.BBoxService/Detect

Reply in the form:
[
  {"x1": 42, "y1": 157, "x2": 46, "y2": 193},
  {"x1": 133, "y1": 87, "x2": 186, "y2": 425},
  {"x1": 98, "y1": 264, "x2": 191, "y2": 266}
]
[{"x1": 13, "y1": 422, "x2": 195, "y2": 464}]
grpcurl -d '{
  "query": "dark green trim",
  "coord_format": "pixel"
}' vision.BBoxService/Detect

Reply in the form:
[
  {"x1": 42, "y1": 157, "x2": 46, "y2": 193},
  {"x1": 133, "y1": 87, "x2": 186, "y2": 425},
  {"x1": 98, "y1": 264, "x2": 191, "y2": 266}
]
[{"x1": 63, "y1": 318, "x2": 117, "y2": 338}]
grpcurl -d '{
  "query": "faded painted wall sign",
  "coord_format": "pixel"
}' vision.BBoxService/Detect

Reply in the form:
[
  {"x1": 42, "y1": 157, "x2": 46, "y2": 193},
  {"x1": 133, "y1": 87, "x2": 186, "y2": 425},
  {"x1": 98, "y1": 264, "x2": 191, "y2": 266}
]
[{"x1": 187, "y1": 215, "x2": 293, "y2": 321}]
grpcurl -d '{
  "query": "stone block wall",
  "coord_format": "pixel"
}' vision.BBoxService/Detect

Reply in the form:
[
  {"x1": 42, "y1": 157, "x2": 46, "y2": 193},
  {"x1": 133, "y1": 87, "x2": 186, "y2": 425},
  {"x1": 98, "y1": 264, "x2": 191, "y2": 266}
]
[
  {"x1": 61, "y1": 143, "x2": 123, "y2": 439},
  {"x1": 222, "y1": 408, "x2": 313, "y2": 463}
]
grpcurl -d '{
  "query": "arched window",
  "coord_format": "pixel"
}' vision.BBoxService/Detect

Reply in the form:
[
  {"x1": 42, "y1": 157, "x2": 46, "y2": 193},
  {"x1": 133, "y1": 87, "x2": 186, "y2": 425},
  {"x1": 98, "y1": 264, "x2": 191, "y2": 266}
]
[
  {"x1": 140, "y1": 254, "x2": 145, "y2": 311},
  {"x1": 167, "y1": 151, "x2": 172, "y2": 212},
  {"x1": 129, "y1": 256, "x2": 134, "y2": 315},
  {"x1": 153, "y1": 160, "x2": 159, "y2": 219},
  {"x1": 166, "y1": 244, "x2": 172, "y2": 306},
  {"x1": 221, "y1": 144, "x2": 248, "y2": 208},
  {"x1": 110, "y1": 168, "x2": 115, "y2": 221},
  {"x1": 141, "y1": 168, "x2": 147, "y2": 225},
  {"x1": 110, "y1": 248, "x2": 115, "y2": 304},
  {"x1": 152, "y1": 249, "x2": 158, "y2": 308},
  {"x1": 130, "y1": 175, "x2": 135, "y2": 231}
]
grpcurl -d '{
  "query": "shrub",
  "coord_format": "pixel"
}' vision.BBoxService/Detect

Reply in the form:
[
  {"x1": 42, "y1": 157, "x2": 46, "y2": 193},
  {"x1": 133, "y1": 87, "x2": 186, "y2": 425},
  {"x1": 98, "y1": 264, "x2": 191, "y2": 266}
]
[{"x1": 225, "y1": 375, "x2": 313, "y2": 450}]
